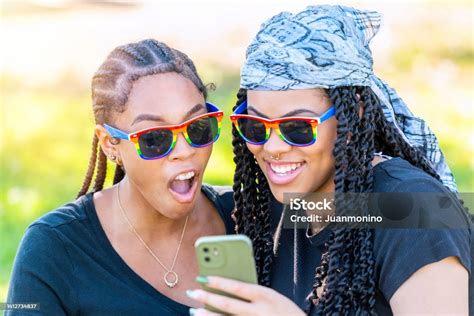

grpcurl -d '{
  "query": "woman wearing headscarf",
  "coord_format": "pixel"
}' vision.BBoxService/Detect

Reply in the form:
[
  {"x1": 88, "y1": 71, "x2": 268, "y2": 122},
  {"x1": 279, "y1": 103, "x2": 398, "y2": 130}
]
[{"x1": 187, "y1": 5, "x2": 472, "y2": 315}]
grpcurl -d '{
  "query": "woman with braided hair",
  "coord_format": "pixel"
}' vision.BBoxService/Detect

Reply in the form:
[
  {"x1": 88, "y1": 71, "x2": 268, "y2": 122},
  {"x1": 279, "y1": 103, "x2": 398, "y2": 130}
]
[
  {"x1": 6, "y1": 39, "x2": 236, "y2": 315},
  {"x1": 187, "y1": 5, "x2": 472, "y2": 316}
]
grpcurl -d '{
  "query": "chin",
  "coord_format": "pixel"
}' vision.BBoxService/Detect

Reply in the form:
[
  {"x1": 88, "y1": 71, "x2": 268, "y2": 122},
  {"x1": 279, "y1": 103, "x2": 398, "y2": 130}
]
[
  {"x1": 146, "y1": 190, "x2": 195, "y2": 219},
  {"x1": 271, "y1": 183, "x2": 314, "y2": 204},
  {"x1": 268, "y1": 185, "x2": 291, "y2": 204}
]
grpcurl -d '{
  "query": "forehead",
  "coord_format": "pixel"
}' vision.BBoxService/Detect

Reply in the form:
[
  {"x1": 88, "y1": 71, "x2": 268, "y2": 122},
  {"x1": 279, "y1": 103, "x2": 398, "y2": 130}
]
[
  {"x1": 116, "y1": 72, "x2": 205, "y2": 126},
  {"x1": 247, "y1": 89, "x2": 330, "y2": 116},
  {"x1": 128, "y1": 72, "x2": 203, "y2": 112}
]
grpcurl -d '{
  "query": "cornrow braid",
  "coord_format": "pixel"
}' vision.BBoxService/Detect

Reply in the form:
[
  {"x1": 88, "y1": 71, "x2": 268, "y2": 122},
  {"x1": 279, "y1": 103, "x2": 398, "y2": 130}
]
[
  {"x1": 77, "y1": 134, "x2": 99, "y2": 198},
  {"x1": 232, "y1": 86, "x2": 465, "y2": 315},
  {"x1": 92, "y1": 150, "x2": 107, "y2": 192},
  {"x1": 77, "y1": 39, "x2": 208, "y2": 198}
]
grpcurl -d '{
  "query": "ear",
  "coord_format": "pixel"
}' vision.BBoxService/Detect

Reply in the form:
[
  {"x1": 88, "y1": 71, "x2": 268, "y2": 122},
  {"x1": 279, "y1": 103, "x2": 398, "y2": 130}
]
[{"x1": 95, "y1": 124, "x2": 121, "y2": 161}]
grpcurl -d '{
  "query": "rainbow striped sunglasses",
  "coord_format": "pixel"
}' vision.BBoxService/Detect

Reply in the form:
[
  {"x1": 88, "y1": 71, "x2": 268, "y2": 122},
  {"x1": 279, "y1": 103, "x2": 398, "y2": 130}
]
[
  {"x1": 230, "y1": 101, "x2": 335, "y2": 146},
  {"x1": 104, "y1": 103, "x2": 223, "y2": 160}
]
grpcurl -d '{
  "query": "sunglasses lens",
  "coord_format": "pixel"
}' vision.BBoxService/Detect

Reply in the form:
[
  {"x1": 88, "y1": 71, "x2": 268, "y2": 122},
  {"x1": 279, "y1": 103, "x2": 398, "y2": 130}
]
[
  {"x1": 187, "y1": 116, "x2": 219, "y2": 146},
  {"x1": 279, "y1": 120, "x2": 314, "y2": 145},
  {"x1": 237, "y1": 118, "x2": 267, "y2": 143},
  {"x1": 138, "y1": 129, "x2": 173, "y2": 158}
]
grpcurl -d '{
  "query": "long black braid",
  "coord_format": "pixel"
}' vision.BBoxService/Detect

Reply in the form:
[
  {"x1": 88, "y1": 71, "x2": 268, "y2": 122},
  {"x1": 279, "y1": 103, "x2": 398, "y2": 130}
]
[
  {"x1": 232, "y1": 89, "x2": 274, "y2": 286},
  {"x1": 231, "y1": 86, "x2": 447, "y2": 315}
]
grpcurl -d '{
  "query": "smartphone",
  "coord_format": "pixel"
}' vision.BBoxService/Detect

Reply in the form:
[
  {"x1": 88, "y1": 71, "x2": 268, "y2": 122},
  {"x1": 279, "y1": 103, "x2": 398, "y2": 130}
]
[{"x1": 195, "y1": 234, "x2": 258, "y2": 313}]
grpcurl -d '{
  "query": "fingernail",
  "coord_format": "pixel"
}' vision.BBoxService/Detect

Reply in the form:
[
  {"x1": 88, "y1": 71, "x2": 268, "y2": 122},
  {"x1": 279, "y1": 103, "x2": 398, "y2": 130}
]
[
  {"x1": 186, "y1": 289, "x2": 197, "y2": 299},
  {"x1": 189, "y1": 307, "x2": 197, "y2": 315},
  {"x1": 195, "y1": 276, "x2": 208, "y2": 284}
]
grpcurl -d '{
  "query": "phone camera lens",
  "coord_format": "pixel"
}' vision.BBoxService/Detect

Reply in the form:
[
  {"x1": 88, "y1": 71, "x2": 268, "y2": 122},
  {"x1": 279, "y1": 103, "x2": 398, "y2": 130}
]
[
  {"x1": 204, "y1": 256, "x2": 211, "y2": 262},
  {"x1": 203, "y1": 247, "x2": 209, "y2": 253}
]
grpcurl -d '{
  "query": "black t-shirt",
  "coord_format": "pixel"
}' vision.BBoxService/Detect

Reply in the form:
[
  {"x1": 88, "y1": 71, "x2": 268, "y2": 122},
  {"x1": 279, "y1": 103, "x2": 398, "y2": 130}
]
[
  {"x1": 269, "y1": 157, "x2": 473, "y2": 315},
  {"x1": 5, "y1": 184, "x2": 235, "y2": 316}
]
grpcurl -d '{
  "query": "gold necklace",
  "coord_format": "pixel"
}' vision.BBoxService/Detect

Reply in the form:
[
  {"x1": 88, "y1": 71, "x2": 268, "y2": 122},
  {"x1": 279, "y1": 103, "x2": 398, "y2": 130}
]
[{"x1": 116, "y1": 182, "x2": 189, "y2": 288}]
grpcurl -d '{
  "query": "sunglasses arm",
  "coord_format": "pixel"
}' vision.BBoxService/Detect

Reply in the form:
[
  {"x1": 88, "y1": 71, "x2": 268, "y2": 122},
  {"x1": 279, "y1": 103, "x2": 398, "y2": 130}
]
[
  {"x1": 103, "y1": 124, "x2": 130, "y2": 140},
  {"x1": 206, "y1": 102, "x2": 222, "y2": 113},
  {"x1": 319, "y1": 106, "x2": 336, "y2": 123},
  {"x1": 233, "y1": 101, "x2": 247, "y2": 115}
]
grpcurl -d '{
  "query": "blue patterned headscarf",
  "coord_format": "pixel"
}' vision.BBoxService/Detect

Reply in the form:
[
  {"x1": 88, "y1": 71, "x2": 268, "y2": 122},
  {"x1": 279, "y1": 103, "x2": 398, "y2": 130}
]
[{"x1": 241, "y1": 4, "x2": 457, "y2": 192}]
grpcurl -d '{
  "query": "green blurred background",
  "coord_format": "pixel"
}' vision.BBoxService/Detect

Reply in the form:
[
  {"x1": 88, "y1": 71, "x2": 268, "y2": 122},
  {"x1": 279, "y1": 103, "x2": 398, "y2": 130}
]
[{"x1": 1, "y1": 0, "x2": 473, "y2": 301}]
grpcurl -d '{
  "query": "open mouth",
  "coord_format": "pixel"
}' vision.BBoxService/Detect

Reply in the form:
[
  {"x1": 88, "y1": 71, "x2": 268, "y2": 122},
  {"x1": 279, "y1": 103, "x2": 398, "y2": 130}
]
[
  {"x1": 269, "y1": 162, "x2": 303, "y2": 176},
  {"x1": 168, "y1": 170, "x2": 199, "y2": 203},
  {"x1": 265, "y1": 161, "x2": 305, "y2": 185}
]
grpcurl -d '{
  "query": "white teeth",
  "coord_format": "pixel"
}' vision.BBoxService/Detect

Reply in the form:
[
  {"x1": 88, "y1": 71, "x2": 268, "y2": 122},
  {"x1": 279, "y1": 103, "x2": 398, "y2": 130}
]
[
  {"x1": 175, "y1": 171, "x2": 195, "y2": 181},
  {"x1": 270, "y1": 163, "x2": 302, "y2": 175}
]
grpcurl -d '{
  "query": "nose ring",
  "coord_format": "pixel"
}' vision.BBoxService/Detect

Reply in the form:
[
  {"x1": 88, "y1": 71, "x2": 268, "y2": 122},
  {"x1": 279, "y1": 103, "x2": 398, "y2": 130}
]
[{"x1": 270, "y1": 153, "x2": 281, "y2": 160}]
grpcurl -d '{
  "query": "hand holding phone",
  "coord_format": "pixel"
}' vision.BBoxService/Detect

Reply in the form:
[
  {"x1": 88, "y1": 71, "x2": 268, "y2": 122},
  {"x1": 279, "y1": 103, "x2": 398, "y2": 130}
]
[{"x1": 194, "y1": 234, "x2": 258, "y2": 313}]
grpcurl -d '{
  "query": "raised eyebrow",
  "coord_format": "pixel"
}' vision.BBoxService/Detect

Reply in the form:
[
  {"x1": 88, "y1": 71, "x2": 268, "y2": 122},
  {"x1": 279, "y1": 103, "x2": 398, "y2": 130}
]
[
  {"x1": 184, "y1": 103, "x2": 206, "y2": 120},
  {"x1": 247, "y1": 106, "x2": 269, "y2": 118},
  {"x1": 283, "y1": 109, "x2": 320, "y2": 117},
  {"x1": 247, "y1": 105, "x2": 320, "y2": 118},
  {"x1": 131, "y1": 103, "x2": 206, "y2": 126},
  {"x1": 131, "y1": 113, "x2": 164, "y2": 126}
]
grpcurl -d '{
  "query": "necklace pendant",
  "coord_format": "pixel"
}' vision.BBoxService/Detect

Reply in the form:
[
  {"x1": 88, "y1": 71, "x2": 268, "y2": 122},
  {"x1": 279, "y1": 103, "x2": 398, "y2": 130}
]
[{"x1": 164, "y1": 271, "x2": 179, "y2": 288}]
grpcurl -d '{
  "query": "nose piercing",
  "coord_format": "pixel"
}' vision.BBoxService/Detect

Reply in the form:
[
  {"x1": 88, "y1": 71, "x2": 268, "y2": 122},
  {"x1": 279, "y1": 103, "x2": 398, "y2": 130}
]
[{"x1": 270, "y1": 153, "x2": 281, "y2": 160}]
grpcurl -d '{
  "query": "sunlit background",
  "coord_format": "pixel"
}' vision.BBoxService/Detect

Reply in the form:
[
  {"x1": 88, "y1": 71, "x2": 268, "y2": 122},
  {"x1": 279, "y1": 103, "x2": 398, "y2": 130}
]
[{"x1": 1, "y1": 0, "x2": 473, "y2": 301}]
